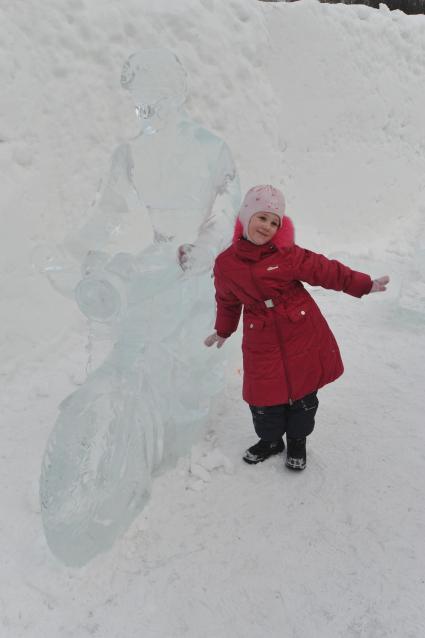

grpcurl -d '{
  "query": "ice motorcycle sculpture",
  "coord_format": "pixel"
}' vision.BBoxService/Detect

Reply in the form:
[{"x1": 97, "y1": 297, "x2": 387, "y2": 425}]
[{"x1": 39, "y1": 49, "x2": 240, "y2": 566}]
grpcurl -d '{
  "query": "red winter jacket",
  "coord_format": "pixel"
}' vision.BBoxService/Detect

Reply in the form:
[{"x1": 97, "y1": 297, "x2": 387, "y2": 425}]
[{"x1": 213, "y1": 222, "x2": 372, "y2": 406}]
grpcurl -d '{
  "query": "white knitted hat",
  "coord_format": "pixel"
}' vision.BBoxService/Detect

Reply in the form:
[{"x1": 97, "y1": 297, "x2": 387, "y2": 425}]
[{"x1": 238, "y1": 185, "x2": 286, "y2": 237}]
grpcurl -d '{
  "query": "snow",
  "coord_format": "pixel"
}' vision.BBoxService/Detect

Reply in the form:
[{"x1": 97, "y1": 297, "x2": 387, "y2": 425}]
[{"x1": 1, "y1": 0, "x2": 424, "y2": 636}]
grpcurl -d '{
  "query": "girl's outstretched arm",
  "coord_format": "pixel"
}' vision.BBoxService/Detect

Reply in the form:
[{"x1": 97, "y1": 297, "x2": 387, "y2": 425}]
[{"x1": 290, "y1": 245, "x2": 377, "y2": 298}]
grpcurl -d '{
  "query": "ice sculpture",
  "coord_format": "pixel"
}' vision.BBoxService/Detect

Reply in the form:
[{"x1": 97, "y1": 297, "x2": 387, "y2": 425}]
[{"x1": 39, "y1": 49, "x2": 240, "y2": 566}]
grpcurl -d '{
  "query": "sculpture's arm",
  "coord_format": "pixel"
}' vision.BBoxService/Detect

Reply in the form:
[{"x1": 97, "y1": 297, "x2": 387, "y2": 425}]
[
  {"x1": 178, "y1": 142, "x2": 240, "y2": 273},
  {"x1": 35, "y1": 143, "x2": 141, "y2": 299},
  {"x1": 64, "y1": 143, "x2": 136, "y2": 262}
]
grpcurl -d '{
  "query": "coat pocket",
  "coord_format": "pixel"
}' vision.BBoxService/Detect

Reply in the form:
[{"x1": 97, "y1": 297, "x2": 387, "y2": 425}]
[
  {"x1": 242, "y1": 316, "x2": 273, "y2": 354},
  {"x1": 244, "y1": 317, "x2": 265, "y2": 331},
  {"x1": 287, "y1": 302, "x2": 310, "y2": 323}
]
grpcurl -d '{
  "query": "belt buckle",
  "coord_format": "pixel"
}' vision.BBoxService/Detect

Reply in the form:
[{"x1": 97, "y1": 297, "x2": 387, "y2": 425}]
[{"x1": 264, "y1": 299, "x2": 274, "y2": 308}]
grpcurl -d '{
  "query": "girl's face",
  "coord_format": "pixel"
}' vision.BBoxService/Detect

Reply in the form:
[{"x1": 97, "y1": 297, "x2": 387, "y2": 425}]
[{"x1": 247, "y1": 211, "x2": 280, "y2": 245}]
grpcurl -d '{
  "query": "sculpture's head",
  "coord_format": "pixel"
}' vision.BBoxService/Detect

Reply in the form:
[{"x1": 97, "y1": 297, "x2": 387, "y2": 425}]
[{"x1": 121, "y1": 49, "x2": 187, "y2": 122}]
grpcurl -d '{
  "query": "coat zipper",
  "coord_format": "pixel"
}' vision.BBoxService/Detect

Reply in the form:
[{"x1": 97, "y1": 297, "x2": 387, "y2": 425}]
[{"x1": 248, "y1": 259, "x2": 294, "y2": 404}]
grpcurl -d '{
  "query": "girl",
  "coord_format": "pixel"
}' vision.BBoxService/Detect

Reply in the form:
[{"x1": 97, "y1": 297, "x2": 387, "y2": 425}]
[{"x1": 204, "y1": 185, "x2": 389, "y2": 470}]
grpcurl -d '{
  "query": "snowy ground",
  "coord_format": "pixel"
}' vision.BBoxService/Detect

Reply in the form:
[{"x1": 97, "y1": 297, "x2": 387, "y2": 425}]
[
  {"x1": 2, "y1": 283, "x2": 424, "y2": 637},
  {"x1": 1, "y1": 1, "x2": 425, "y2": 636}
]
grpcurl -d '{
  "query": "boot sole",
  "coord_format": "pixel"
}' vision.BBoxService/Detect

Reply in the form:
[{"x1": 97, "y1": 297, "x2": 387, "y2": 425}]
[{"x1": 285, "y1": 459, "x2": 306, "y2": 471}]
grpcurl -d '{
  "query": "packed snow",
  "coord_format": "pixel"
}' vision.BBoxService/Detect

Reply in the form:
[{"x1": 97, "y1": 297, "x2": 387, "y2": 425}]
[{"x1": 1, "y1": 0, "x2": 424, "y2": 636}]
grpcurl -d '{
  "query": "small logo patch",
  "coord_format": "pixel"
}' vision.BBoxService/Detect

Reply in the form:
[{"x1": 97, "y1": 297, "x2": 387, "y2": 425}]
[{"x1": 267, "y1": 265, "x2": 279, "y2": 271}]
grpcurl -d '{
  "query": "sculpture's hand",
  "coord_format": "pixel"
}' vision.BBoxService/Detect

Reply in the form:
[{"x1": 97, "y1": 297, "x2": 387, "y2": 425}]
[
  {"x1": 204, "y1": 332, "x2": 226, "y2": 348},
  {"x1": 370, "y1": 275, "x2": 390, "y2": 293}
]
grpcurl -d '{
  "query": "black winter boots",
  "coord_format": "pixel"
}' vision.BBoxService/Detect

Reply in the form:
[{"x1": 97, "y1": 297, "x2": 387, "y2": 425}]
[
  {"x1": 242, "y1": 439, "x2": 285, "y2": 464},
  {"x1": 285, "y1": 437, "x2": 307, "y2": 470},
  {"x1": 242, "y1": 436, "x2": 307, "y2": 470}
]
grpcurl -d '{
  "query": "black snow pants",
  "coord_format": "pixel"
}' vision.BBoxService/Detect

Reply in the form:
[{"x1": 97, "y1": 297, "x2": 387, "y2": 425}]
[{"x1": 249, "y1": 391, "x2": 319, "y2": 441}]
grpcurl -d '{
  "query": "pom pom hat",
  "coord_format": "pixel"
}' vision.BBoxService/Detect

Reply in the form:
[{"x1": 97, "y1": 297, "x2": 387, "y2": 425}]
[{"x1": 233, "y1": 184, "x2": 294, "y2": 250}]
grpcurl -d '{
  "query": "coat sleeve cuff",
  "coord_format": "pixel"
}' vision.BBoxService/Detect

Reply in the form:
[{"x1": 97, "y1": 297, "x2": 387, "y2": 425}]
[
  {"x1": 214, "y1": 323, "x2": 235, "y2": 339},
  {"x1": 345, "y1": 272, "x2": 373, "y2": 297}
]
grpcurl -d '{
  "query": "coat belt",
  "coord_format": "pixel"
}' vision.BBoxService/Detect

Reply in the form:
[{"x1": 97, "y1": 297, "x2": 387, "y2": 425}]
[{"x1": 245, "y1": 294, "x2": 286, "y2": 311}]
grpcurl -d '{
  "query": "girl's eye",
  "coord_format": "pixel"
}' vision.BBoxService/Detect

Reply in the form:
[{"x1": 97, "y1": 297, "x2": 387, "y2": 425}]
[{"x1": 271, "y1": 221, "x2": 278, "y2": 227}]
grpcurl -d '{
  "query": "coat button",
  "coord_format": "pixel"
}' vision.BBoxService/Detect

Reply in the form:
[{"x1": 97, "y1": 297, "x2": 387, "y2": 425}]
[
  {"x1": 250, "y1": 323, "x2": 254, "y2": 328},
  {"x1": 300, "y1": 310, "x2": 306, "y2": 316}
]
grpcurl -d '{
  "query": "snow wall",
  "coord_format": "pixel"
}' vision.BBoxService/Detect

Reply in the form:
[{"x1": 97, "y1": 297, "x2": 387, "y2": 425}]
[{"x1": 1, "y1": 0, "x2": 425, "y2": 372}]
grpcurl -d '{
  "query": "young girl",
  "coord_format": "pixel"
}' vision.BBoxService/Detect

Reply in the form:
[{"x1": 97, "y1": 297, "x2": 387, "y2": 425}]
[{"x1": 204, "y1": 185, "x2": 389, "y2": 470}]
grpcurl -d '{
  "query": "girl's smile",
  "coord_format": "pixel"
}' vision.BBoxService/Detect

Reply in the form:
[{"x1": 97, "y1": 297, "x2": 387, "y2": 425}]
[{"x1": 247, "y1": 211, "x2": 281, "y2": 245}]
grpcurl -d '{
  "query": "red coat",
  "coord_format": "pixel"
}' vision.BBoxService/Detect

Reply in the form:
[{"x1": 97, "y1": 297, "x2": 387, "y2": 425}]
[{"x1": 213, "y1": 225, "x2": 372, "y2": 406}]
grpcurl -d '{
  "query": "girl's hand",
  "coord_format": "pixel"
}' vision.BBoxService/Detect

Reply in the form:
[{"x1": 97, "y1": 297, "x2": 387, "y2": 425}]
[
  {"x1": 177, "y1": 244, "x2": 194, "y2": 271},
  {"x1": 370, "y1": 275, "x2": 390, "y2": 293},
  {"x1": 204, "y1": 332, "x2": 227, "y2": 348},
  {"x1": 178, "y1": 243, "x2": 211, "y2": 274}
]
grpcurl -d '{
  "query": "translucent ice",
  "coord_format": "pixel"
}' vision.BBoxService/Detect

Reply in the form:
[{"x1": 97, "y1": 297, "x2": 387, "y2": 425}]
[{"x1": 39, "y1": 49, "x2": 240, "y2": 566}]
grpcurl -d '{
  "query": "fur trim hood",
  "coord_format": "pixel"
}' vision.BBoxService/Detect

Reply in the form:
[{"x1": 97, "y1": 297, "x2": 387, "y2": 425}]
[{"x1": 232, "y1": 215, "x2": 295, "y2": 250}]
